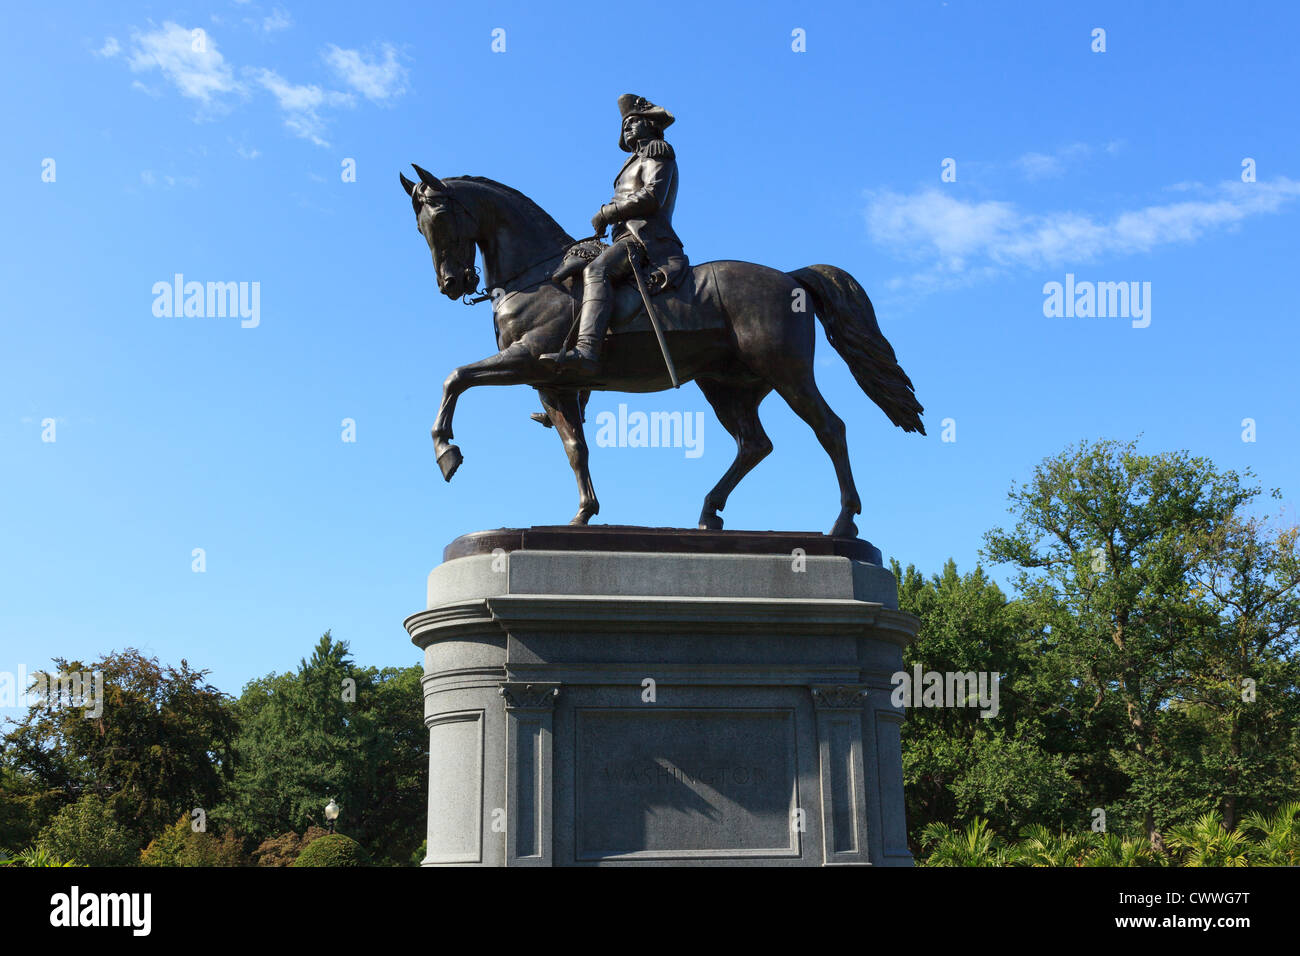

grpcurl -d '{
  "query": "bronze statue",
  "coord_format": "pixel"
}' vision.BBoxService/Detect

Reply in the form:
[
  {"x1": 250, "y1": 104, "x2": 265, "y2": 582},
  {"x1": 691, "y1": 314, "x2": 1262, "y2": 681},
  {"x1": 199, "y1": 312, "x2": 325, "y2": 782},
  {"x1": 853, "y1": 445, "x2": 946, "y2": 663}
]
[
  {"x1": 400, "y1": 94, "x2": 924, "y2": 539},
  {"x1": 540, "y1": 94, "x2": 687, "y2": 376}
]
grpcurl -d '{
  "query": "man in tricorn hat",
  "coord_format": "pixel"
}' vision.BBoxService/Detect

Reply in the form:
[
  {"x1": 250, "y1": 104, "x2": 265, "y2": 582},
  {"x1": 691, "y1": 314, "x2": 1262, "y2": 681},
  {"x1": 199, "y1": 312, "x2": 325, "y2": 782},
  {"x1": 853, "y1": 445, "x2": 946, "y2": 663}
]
[{"x1": 540, "y1": 94, "x2": 688, "y2": 375}]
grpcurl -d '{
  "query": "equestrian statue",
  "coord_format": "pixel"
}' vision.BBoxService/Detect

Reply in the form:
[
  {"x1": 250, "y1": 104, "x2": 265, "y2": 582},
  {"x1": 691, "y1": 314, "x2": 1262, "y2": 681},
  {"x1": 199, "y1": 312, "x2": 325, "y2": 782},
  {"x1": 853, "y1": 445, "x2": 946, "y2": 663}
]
[{"x1": 399, "y1": 94, "x2": 924, "y2": 539}]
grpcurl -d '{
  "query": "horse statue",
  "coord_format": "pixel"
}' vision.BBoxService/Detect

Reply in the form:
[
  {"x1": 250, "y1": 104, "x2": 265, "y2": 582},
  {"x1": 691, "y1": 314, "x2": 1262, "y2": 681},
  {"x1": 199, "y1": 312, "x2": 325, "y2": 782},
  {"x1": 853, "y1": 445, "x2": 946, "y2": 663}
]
[{"x1": 399, "y1": 164, "x2": 924, "y2": 539}]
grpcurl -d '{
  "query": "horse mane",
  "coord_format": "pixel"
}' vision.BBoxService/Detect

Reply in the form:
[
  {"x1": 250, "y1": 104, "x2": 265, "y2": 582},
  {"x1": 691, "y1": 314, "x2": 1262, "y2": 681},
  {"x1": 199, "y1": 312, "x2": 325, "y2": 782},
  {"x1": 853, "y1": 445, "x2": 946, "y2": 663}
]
[{"x1": 446, "y1": 175, "x2": 574, "y2": 245}]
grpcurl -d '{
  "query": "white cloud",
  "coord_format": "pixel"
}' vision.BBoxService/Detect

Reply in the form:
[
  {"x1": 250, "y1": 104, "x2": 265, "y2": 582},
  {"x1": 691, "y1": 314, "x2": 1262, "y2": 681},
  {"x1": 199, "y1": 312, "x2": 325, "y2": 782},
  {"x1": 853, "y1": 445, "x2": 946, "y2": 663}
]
[
  {"x1": 127, "y1": 22, "x2": 240, "y2": 107},
  {"x1": 324, "y1": 43, "x2": 407, "y2": 102},
  {"x1": 1012, "y1": 142, "x2": 1092, "y2": 181},
  {"x1": 868, "y1": 190, "x2": 1019, "y2": 272},
  {"x1": 248, "y1": 68, "x2": 354, "y2": 146},
  {"x1": 866, "y1": 178, "x2": 1300, "y2": 286},
  {"x1": 1014, "y1": 152, "x2": 1062, "y2": 180},
  {"x1": 140, "y1": 169, "x2": 198, "y2": 189},
  {"x1": 106, "y1": 21, "x2": 402, "y2": 146},
  {"x1": 260, "y1": 8, "x2": 292, "y2": 32}
]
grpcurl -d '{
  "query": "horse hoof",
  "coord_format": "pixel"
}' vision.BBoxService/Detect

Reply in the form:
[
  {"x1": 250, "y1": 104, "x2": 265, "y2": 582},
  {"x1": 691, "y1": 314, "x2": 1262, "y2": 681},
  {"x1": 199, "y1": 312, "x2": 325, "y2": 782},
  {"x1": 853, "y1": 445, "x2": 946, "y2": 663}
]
[
  {"x1": 830, "y1": 517, "x2": 858, "y2": 539},
  {"x1": 698, "y1": 514, "x2": 723, "y2": 531},
  {"x1": 569, "y1": 510, "x2": 595, "y2": 526},
  {"x1": 437, "y1": 445, "x2": 463, "y2": 482}
]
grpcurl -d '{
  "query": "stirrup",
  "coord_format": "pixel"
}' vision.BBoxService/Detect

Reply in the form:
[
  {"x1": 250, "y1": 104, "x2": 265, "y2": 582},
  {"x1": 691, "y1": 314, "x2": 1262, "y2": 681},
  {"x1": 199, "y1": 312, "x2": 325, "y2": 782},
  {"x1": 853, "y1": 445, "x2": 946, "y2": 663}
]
[{"x1": 540, "y1": 347, "x2": 599, "y2": 373}]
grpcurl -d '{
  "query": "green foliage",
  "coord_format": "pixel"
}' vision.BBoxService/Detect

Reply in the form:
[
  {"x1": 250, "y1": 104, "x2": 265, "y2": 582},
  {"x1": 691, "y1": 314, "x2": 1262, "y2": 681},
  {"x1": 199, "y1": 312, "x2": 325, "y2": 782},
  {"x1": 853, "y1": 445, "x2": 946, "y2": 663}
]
[
  {"x1": 1166, "y1": 812, "x2": 1253, "y2": 867},
  {"x1": 252, "y1": 826, "x2": 328, "y2": 867},
  {"x1": 410, "y1": 839, "x2": 426, "y2": 867},
  {"x1": 0, "y1": 845, "x2": 77, "y2": 867},
  {"x1": 895, "y1": 560, "x2": 1080, "y2": 841},
  {"x1": 36, "y1": 793, "x2": 139, "y2": 867},
  {"x1": 291, "y1": 833, "x2": 369, "y2": 867},
  {"x1": 139, "y1": 813, "x2": 247, "y2": 867},
  {"x1": 1009, "y1": 824, "x2": 1091, "y2": 867},
  {"x1": 1, "y1": 649, "x2": 237, "y2": 841},
  {"x1": 914, "y1": 814, "x2": 1299, "y2": 867},
  {"x1": 1239, "y1": 802, "x2": 1300, "y2": 865},
  {"x1": 0, "y1": 766, "x2": 62, "y2": 852},
  {"x1": 218, "y1": 633, "x2": 425, "y2": 866},
  {"x1": 1081, "y1": 832, "x2": 1166, "y2": 867},
  {"x1": 918, "y1": 818, "x2": 1008, "y2": 866},
  {"x1": 982, "y1": 438, "x2": 1300, "y2": 844}
]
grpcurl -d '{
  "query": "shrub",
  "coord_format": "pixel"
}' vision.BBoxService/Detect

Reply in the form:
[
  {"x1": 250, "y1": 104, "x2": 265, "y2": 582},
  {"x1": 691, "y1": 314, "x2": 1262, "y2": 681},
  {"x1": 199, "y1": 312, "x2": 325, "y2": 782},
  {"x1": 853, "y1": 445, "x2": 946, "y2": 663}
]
[
  {"x1": 291, "y1": 833, "x2": 369, "y2": 867},
  {"x1": 253, "y1": 826, "x2": 328, "y2": 867},
  {"x1": 140, "y1": 814, "x2": 247, "y2": 867},
  {"x1": 37, "y1": 794, "x2": 138, "y2": 867}
]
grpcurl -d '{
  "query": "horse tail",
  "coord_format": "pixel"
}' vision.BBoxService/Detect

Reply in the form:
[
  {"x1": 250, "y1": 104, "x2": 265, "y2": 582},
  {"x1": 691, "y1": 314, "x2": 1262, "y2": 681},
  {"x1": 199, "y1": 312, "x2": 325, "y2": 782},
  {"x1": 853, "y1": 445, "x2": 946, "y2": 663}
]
[{"x1": 789, "y1": 264, "x2": 925, "y2": 435}]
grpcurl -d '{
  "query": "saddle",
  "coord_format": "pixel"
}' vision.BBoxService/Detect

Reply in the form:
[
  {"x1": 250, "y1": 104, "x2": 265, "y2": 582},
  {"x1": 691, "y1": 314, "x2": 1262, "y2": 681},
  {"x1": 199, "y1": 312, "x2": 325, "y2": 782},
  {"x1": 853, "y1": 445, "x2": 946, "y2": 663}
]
[
  {"x1": 554, "y1": 239, "x2": 725, "y2": 337},
  {"x1": 607, "y1": 262, "x2": 725, "y2": 335}
]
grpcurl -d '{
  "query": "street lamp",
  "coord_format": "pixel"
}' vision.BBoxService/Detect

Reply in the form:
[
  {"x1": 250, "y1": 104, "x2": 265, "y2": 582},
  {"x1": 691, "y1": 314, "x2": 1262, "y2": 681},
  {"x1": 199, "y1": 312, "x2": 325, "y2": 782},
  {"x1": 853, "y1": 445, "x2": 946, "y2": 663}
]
[{"x1": 324, "y1": 798, "x2": 340, "y2": 834}]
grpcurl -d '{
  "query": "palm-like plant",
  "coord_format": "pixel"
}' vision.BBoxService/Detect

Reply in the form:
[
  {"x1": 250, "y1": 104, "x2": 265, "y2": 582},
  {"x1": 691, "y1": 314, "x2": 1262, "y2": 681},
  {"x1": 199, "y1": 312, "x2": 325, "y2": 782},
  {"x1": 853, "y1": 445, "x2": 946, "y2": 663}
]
[
  {"x1": 1166, "y1": 812, "x2": 1252, "y2": 867},
  {"x1": 919, "y1": 818, "x2": 1008, "y2": 867},
  {"x1": 1011, "y1": 824, "x2": 1091, "y2": 866},
  {"x1": 0, "y1": 846, "x2": 78, "y2": 867},
  {"x1": 1082, "y1": 832, "x2": 1166, "y2": 867},
  {"x1": 1239, "y1": 802, "x2": 1300, "y2": 866}
]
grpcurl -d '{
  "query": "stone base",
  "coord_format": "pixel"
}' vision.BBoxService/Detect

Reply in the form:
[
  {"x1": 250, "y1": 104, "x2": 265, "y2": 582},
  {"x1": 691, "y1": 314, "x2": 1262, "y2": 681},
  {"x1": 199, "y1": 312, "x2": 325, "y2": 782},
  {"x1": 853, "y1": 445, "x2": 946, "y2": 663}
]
[{"x1": 404, "y1": 526, "x2": 917, "y2": 866}]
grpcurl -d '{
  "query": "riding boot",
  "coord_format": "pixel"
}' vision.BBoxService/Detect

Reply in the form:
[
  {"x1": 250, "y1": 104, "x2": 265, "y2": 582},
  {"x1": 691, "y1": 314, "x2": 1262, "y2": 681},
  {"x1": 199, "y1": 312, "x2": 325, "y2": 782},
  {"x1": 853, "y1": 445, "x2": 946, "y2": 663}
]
[{"x1": 540, "y1": 278, "x2": 611, "y2": 374}]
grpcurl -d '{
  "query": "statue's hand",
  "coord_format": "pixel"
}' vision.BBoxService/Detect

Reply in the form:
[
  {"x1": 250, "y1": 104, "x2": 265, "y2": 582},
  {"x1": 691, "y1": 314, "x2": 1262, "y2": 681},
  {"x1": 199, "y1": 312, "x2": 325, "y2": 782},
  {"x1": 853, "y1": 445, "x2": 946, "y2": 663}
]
[{"x1": 590, "y1": 209, "x2": 607, "y2": 234}]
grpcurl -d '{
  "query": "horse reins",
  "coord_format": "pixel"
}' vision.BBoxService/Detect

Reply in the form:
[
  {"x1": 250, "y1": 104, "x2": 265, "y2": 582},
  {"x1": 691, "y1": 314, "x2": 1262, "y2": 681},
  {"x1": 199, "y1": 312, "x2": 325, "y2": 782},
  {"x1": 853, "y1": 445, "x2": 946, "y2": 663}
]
[{"x1": 423, "y1": 184, "x2": 603, "y2": 305}]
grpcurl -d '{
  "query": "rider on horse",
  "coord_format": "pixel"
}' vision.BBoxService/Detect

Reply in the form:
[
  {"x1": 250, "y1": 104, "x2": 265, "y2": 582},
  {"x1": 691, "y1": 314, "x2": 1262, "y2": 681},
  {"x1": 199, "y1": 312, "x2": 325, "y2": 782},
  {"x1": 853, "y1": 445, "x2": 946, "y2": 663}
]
[{"x1": 540, "y1": 94, "x2": 689, "y2": 375}]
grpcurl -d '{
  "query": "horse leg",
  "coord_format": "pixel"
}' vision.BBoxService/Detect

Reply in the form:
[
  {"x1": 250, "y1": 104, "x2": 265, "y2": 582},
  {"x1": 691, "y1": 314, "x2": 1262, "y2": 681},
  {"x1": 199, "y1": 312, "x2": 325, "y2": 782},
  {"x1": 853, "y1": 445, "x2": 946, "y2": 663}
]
[
  {"x1": 770, "y1": 374, "x2": 862, "y2": 538},
  {"x1": 695, "y1": 377, "x2": 773, "y2": 530},
  {"x1": 432, "y1": 344, "x2": 533, "y2": 480},
  {"x1": 537, "y1": 387, "x2": 599, "y2": 525}
]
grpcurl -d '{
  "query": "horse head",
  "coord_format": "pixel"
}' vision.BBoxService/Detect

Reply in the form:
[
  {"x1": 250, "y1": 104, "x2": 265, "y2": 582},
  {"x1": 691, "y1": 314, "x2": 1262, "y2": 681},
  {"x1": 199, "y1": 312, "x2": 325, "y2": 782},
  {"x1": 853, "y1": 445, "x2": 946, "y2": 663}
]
[{"x1": 401, "y1": 164, "x2": 480, "y2": 300}]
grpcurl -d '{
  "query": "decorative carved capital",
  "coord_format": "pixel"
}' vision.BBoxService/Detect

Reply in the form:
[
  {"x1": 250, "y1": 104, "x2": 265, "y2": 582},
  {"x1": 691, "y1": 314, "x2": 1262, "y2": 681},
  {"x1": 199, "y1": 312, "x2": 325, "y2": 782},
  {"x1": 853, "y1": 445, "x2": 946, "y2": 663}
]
[
  {"x1": 810, "y1": 684, "x2": 869, "y2": 710},
  {"x1": 499, "y1": 682, "x2": 561, "y2": 710}
]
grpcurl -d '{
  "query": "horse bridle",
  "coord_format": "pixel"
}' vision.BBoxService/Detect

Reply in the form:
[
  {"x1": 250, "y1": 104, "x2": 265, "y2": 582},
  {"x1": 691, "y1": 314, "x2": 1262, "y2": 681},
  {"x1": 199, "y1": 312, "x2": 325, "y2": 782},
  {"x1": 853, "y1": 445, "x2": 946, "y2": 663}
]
[
  {"x1": 417, "y1": 185, "x2": 484, "y2": 303},
  {"x1": 418, "y1": 182, "x2": 603, "y2": 306}
]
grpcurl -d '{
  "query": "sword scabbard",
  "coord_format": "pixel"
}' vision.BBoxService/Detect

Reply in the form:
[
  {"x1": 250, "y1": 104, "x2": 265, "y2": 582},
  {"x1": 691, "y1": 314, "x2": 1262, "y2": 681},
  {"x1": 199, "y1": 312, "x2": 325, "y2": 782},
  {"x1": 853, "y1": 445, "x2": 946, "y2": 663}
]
[{"x1": 625, "y1": 244, "x2": 681, "y2": 389}]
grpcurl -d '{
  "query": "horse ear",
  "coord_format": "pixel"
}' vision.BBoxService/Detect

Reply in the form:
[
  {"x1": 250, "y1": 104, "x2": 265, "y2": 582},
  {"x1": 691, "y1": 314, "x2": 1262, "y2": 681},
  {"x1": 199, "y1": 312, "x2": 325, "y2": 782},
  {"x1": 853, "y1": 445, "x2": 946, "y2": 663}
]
[
  {"x1": 412, "y1": 164, "x2": 444, "y2": 190},
  {"x1": 399, "y1": 171, "x2": 416, "y2": 196}
]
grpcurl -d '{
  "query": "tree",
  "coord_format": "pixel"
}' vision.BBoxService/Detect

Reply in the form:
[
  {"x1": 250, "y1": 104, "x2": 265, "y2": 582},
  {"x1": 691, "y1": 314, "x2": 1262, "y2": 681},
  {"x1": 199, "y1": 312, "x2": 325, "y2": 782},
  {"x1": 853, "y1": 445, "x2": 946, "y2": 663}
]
[
  {"x1": 894, "y1": 559, "x2": 1080, "y2": 843},
  {"x1": 982, "y1": 438, "x2": 1289, "y2": 847},
  {"x1": 0, "y1": 765, "x2": 62, "y2": 852},
  {"x1": 219, "y1": 633, "x2": 425, "y2": 865},
  {"x1": 1178, "y1": 516, "x2": 1300, "y2": 828},
  {"x1": 1, "y1": 649, "x2": 236, "y2": 842}
]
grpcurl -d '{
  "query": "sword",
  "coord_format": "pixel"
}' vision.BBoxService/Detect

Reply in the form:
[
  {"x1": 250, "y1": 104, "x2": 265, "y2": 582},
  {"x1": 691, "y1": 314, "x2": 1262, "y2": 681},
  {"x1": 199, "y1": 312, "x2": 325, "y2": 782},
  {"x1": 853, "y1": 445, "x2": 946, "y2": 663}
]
[{"x1": 624, "y1": 242, "x2": 680, "y2": 389}]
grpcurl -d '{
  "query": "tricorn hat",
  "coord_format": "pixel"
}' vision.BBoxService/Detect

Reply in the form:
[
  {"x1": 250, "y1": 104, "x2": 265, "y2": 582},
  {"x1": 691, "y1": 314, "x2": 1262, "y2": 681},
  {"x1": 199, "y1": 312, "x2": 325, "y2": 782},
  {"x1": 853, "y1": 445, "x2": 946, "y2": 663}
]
[{"x1": 617, "y1": 94, "x2": 674, "y2": 151}]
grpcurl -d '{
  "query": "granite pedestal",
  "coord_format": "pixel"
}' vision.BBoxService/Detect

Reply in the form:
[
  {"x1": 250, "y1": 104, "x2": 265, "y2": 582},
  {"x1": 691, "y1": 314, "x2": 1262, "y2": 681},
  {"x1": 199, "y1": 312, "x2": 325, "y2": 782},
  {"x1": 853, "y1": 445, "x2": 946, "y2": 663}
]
[{"x1": 404, "y1": 526, "x2": 918, "y2": 866}]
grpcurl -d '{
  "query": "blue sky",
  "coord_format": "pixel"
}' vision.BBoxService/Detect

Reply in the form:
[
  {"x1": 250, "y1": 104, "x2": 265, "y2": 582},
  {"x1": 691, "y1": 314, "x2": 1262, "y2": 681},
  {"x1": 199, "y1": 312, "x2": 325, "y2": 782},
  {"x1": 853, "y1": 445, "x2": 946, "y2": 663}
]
[{"x1": 2, "y1": 1, "x2": 1298, "y2": 700}]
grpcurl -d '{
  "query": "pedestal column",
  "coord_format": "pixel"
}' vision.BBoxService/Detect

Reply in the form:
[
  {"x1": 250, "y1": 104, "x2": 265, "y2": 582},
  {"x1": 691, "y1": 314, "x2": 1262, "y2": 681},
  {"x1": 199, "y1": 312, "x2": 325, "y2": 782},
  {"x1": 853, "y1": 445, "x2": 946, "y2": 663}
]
[{"x1": 405, "y1": 527, "x2": 918, "y2": 867}]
